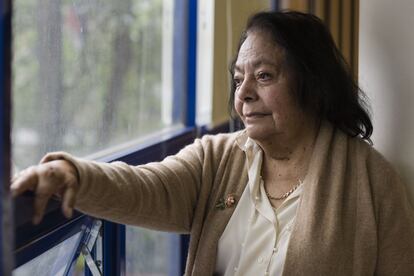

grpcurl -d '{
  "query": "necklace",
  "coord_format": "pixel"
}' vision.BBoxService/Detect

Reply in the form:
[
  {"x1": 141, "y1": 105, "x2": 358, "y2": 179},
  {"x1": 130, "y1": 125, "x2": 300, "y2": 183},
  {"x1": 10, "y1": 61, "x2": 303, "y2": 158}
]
[{"x1": 265, "y1": 180, "x2": 302, "y2": 200}]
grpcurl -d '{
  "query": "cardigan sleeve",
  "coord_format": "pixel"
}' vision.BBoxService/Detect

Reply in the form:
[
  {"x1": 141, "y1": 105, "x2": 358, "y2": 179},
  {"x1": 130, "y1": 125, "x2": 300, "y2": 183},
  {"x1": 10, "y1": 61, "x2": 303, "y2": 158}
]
[
  {"x1": 42, "y1": 137, "x2": 209, "y2": 233},
  {"x1": 374, "y1": 165, "x2": 414, "y2": 276}
]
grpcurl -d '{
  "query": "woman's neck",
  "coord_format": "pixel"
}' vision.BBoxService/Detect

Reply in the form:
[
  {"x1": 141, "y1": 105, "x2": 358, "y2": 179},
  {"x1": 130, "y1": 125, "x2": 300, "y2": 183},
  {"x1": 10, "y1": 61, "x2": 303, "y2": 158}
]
[{"x1": 258, "y1": 119, "x2": 320, "y2": 182}]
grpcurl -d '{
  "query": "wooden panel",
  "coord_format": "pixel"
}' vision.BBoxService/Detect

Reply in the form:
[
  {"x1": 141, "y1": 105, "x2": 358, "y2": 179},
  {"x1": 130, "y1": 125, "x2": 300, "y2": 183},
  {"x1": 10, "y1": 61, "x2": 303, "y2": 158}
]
[
  {"x1": 313, "y1": 0, "x2": 326, "y2": 20},
  {"x1": 341, "y1": 0, "x2": 352, "y2": 65},
  {"x1": 353, "y1": 0, "x2": 359, "y2": 77},
  {"x1": 280, "y1": 0, "x2": 309, "y2": 12},
  {"x1": 329, "y1": 0, "x2": 341, "y2": 48}
]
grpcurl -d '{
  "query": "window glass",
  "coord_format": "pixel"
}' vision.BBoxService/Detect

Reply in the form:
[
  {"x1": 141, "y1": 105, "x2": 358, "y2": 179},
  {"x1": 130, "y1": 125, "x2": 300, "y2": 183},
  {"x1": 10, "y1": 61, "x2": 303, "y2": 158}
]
[
  {"x1": 125, "y1": 227, "x2": 170, "y2": 276},
  {"x1": 12, "y1": 0, "x2": 178, "y2": 169},
  {"x1": 13, "y1": 232, "x2": 82, "y2": 276}
]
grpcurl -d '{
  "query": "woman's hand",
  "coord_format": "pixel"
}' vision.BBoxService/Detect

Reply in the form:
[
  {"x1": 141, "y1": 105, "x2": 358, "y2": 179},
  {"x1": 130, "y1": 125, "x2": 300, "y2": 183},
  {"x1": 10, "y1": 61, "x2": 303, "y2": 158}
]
[{"x1": 10, "y1": 158, "x2": 80, "y2": 225}]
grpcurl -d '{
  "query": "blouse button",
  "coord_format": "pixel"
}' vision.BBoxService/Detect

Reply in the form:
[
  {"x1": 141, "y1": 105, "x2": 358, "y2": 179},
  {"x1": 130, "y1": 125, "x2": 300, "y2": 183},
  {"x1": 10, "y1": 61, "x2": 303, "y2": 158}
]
[{"x1": 258, "y1": 257, "x2": 264, "y2": 264}]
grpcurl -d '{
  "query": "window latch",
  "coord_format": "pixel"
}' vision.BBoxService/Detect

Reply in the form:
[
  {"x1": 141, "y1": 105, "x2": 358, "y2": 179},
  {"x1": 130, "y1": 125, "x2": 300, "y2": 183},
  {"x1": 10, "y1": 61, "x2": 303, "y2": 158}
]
[{"x1": 81, "y1": 220, "x2": 102, "y2": 276}]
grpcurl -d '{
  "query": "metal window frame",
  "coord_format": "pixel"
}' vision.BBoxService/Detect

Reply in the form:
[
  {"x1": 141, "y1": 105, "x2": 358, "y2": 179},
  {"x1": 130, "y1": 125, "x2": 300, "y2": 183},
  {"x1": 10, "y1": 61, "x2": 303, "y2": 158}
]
[
  {"x1": 15, "y1": 215, "x2": 93, "y2": 268},
  {"x1": 0, "y1": 0, "x2": 13, "y2": 274}
]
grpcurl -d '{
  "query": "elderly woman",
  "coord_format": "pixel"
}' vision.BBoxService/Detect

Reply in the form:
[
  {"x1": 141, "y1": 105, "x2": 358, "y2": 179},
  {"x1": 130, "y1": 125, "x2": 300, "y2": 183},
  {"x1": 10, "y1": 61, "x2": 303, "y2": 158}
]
[{"x1": 11, "y1": 11, "x2": 414, "y2": 275}]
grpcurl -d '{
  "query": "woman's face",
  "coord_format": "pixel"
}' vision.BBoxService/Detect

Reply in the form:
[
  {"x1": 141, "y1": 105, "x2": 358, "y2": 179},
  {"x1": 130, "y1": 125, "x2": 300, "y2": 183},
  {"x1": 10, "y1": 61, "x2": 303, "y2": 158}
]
[{"x1": 233, "y1": 31, "x2": 310, "y2": 143}]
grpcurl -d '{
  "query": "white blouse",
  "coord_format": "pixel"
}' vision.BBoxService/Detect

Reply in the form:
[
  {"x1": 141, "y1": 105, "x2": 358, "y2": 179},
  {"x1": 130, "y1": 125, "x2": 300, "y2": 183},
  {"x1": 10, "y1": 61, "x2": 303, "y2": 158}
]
[{"x1": 215, "y1": 137, "x2": 303, "y2": 276}]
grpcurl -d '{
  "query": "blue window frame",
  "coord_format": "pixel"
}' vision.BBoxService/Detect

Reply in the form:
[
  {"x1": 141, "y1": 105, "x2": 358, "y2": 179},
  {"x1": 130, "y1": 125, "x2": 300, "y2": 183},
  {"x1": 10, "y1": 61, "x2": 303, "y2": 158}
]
[
  {"x1": 12, "y1": 0, "x2": 199, "y2": 275},
  {"x1": 0, "y1": 0, "x2": 13, "y2": 274}
]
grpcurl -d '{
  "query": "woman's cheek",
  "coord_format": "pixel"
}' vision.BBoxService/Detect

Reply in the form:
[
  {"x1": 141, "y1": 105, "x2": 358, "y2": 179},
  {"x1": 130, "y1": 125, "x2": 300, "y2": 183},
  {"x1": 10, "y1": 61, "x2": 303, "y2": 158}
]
[{"x1": 234, "y1": 99, "x2": 243, "y2": 117}]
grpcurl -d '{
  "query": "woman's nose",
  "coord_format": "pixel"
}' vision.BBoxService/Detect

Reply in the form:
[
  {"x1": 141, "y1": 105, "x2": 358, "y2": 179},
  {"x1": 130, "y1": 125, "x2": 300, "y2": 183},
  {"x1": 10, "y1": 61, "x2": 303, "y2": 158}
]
[{"x1": 237, "y1": 79, "x2": 257, "y2": 102}]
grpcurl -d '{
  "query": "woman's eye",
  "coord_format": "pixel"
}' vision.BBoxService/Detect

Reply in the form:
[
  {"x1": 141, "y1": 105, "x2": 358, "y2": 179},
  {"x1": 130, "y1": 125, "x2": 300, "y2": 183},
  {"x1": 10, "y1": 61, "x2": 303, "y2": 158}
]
[
  {"x1": 233, "y1": 77, "x2": 243, "y2": 87},
  {"x1": 257, "y1": 72, "x2": 272, "y2": 81}
]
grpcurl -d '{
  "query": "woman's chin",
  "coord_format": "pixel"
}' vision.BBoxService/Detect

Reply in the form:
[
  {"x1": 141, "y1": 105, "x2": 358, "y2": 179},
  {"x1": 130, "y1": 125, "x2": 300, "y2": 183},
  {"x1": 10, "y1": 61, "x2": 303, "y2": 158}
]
[{"x1": 244, "y1": 126, "x2": 277, "y2": 141}]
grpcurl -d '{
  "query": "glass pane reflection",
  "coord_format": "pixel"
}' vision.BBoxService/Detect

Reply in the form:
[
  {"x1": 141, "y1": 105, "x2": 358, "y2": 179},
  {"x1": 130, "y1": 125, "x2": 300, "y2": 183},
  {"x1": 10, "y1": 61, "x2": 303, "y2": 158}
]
[
  {"x1": 13, "y1": 232, "x2": 82, "y2": 276},
  {"x1": 126, "y1": 226, "x2": 170, "y2": 276}
]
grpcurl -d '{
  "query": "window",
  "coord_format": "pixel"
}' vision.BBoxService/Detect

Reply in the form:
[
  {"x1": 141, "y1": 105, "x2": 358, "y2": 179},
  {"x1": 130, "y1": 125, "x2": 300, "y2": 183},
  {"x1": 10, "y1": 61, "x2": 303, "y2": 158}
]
[
  {"x1": 13, "y1": 232, "x2": 82, "y2": 276},
  {"x1": 12, "y1": 0, "x2": 180, "y2": 171},
  {"x1": 12, "y1": 0, "x2": 196, "y2": 275},
  {"x1": 125, "y1": 228, "x2": 170, "y2": 275}
]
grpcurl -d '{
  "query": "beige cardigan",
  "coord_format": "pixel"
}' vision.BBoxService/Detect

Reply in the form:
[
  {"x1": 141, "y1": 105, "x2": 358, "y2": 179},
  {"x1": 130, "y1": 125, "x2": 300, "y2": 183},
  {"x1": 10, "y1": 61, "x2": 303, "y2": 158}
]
[{"x1": 46, "y1": 122, "x2": 414, "y2": 275}]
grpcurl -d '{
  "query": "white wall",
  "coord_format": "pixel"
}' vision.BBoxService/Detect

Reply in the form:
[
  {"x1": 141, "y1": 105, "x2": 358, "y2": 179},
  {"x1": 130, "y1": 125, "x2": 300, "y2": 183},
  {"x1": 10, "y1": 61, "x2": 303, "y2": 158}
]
[{"x1": 359, "y1": 0, "x2": 414, "y2": 203}]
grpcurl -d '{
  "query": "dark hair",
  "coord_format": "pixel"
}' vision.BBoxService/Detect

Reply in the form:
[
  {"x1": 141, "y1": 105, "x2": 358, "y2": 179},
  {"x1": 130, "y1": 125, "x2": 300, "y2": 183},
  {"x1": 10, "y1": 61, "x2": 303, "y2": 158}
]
[{"x1": 229, "y1": 11, "x2": 373, "y2": 140}]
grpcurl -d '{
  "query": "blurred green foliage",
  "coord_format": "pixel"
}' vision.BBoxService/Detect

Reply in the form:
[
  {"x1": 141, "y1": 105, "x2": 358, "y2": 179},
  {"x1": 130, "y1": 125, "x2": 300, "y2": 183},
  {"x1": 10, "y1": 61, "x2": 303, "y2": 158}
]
[
  {"x1": 12, "y1": 0, "x2": 173, "y2": 169},
  {"x1": 13, "y1": 0, "x2": 176, "y2": 275}
]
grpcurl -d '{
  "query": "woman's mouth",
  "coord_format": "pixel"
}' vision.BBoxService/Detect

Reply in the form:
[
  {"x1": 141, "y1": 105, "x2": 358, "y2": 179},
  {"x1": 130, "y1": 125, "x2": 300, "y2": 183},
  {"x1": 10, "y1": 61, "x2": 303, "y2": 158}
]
[
  {"x1": 245, "y1": 112, "x2": 271, "y2": 117},
  {"x1": 244, "y1": 112, "x2": 271, "y2": 121}
]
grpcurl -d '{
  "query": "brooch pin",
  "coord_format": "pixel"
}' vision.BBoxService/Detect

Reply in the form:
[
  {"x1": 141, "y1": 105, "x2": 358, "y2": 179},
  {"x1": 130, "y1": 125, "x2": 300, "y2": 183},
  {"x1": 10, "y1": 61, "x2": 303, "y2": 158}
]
[{"x1": 215, "y1": 194, "x2": 237, "y2": 210}]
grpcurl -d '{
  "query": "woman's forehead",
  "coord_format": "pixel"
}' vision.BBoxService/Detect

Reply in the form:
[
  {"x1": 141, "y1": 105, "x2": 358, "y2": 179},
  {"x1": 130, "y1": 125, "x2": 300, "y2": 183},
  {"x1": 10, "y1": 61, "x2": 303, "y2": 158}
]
[
  {"x1": 235, "y1": 32, "x2": 285, "y2": 71},
  {"x1": 234, "y1": 58, "x2": 280, "y2": 73}
]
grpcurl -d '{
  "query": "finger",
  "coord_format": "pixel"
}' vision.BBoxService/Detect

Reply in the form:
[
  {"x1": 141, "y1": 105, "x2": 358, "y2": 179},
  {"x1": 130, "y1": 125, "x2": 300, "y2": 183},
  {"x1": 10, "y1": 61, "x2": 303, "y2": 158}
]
[
  {"x1": 11, "y1": 170, "x2": 22, "y2": 182},
  {"x1": 40, "y1": 152, "x2": 66, "y2": 164},
  {"x1": 11, "y1": 167, "x2": 30, "y2": 180},
  {"x1": 32, "y1": 167, "x2": 59, "y2": 224},
  {"x1": 33, "y1": 192, "x2": 51, "y2": 225},
  {"x1": 10, "y1": 167, "x2": 38, "y2": 197},
  {"x1": 61, "y1": 187, "x2": 77, "y2": 219}
]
